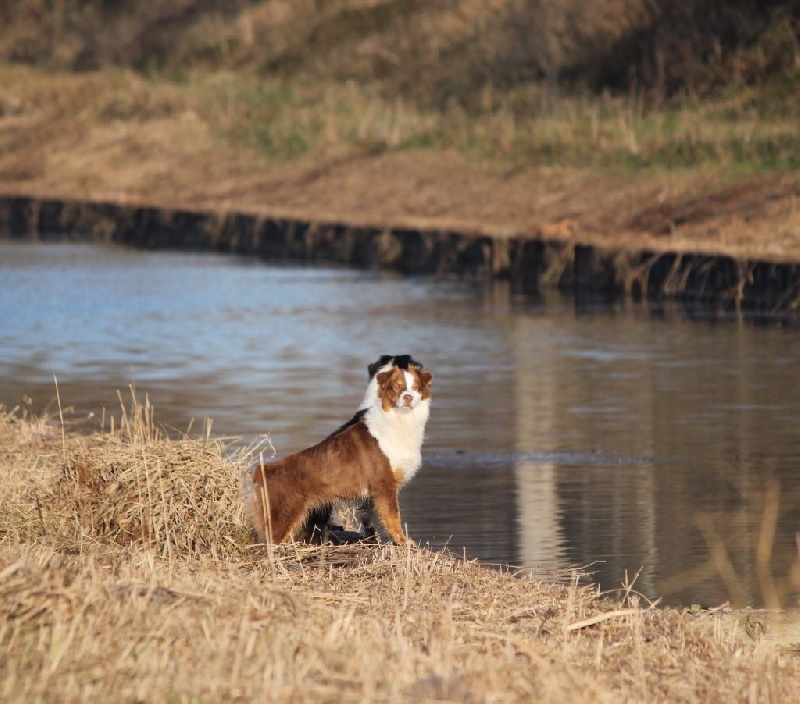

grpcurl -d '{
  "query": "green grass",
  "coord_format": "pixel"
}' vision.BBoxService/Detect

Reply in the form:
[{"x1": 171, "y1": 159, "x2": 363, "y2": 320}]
[
  {"x1": 2, "y1": 58, "x2": 796, "y2": 189},
  {"x1": 175, "y1": 69, "x2": 800, "y2": 172}
]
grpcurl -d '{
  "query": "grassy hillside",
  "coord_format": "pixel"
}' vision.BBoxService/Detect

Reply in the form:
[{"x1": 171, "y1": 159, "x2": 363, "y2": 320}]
[
  {"x1": 2, "y1": 1, "x2": 798, "y2": 103},
  {"x1": 0, "y1": 2, "x2": 798, "y2": 262},
  {"x1": 1, "y1": 1, "x2": 798, "y2": 173}
]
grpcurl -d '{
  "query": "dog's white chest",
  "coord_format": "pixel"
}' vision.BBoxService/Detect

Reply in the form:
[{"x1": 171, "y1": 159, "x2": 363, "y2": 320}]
[{"x1": 364, "y1": 402, "x2": 429, "y2": 483}]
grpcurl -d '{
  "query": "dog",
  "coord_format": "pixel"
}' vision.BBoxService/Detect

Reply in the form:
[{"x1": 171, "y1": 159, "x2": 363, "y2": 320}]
[
  {"x1": 251, "y1": 355, "x2": 432, "y2": 545},
  {"x1": 304, "y1": 354, "x2": 427, "y2": 542}
]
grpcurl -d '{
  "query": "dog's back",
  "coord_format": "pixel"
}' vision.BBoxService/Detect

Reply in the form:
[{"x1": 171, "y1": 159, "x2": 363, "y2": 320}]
[{"x1": 251, "y1": 415, "x2": 399, "y2": 543}]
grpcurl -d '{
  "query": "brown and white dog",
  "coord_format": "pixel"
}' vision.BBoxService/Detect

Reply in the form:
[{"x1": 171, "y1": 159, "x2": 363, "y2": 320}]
[{"x1": 251, "y1": 355, "x2": 432, "y2": 545}]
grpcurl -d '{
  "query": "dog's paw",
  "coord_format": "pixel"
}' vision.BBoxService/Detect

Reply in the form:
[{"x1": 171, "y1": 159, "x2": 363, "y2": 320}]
[{"x1": 326, "y1": 529, "x2": 371, "y2": 545}]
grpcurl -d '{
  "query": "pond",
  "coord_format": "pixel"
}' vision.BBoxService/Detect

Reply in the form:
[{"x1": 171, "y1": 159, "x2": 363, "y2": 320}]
[{"x1": 2, "y1": 241, "x2": 799, "y2": 607}]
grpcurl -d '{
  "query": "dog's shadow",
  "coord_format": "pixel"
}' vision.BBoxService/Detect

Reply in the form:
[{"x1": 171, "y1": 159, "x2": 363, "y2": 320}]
[{"x1": 324, "y1": 529, "x2": 376, "y2": 546}]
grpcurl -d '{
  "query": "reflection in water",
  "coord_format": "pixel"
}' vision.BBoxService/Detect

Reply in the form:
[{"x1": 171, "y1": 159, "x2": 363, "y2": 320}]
[
  {"x1": 503, "y1": 309, "x2": 800, "y2": 606},
  {"x1": 1, "y1": 242, "x2": 799, "y2": 606}
]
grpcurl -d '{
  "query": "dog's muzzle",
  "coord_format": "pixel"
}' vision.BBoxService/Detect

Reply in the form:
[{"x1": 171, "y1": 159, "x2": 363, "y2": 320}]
[{"x1": 397, "y1": 390, "x2": 421, "y2": 409}]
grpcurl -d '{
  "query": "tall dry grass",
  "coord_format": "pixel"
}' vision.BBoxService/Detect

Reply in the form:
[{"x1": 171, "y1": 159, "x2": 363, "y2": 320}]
[
  {"x1": 2, "y1": 0, "x2": 797, "y2": 105},
  {"x1": 1, "y1": 60, "x2": 798, "y2": 189},
  {"x1": 1, "y1": 0, "x2": 799, "y2": 174},
  {"x1": 1, "y1": 393, "x2": 799, "y2": 702}
]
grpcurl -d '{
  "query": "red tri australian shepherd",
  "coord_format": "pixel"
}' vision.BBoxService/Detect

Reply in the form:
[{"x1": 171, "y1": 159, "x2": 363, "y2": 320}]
[{"x1": 251, "y1": 355, "x2": 432, "y2": 545}]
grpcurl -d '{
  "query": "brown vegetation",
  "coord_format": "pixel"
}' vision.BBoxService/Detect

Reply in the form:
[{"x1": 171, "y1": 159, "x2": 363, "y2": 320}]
[
  {"x1": 1, "y1": 62, "x2": 799, "y2": 263},
  {"x1": 1, "y1": 394, "x2": 799, "y2": 702},
  {"x1": 1, "y1": 1, "x2": 797, "y2": 105},
  {"x1": 0, "y1": 2, "x2": 799, "y2": 262}
]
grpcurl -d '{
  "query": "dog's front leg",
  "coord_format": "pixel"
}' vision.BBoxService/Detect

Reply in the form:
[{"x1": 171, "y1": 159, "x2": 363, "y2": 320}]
[{"x1": 369, "y1": 477, "x2": 406, "y2": 545}]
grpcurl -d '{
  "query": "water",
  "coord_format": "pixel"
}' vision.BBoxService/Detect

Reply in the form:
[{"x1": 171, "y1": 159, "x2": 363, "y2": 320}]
[{"x1": 2, "y1": 241, "x2": 799, "y2": 607}]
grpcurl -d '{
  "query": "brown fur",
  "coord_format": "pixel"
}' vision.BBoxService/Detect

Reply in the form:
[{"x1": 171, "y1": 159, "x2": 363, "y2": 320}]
[{"x1": 251, "y1": 418, "x2": 407, "y2": 545}]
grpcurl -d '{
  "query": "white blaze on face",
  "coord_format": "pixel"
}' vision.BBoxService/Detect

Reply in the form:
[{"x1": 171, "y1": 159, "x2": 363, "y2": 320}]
[{"x1": 397, "y1": 370, "x2": 422, "y2": 409}]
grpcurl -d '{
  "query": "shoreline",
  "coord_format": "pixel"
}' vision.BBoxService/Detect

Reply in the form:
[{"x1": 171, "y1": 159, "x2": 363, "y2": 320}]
[
  {"x1": 3, "y1": 192, "x2": 800, "y2": 313},
  {"x1": 1, "y1": 403, "x2": 798, "y2": 701}
]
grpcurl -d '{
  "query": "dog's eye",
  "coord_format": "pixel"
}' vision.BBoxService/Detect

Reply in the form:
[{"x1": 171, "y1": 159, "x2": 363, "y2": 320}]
[{"x1": 392, "y1": 383, "x2": 400, "y2": 392}]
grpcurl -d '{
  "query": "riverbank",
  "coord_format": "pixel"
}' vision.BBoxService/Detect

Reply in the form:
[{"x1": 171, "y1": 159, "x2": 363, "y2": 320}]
[
  {"x1": 1, "y1": 396, "x2": 799, "y2": 702},
  {"x1": 5, "y1": 187, "x2": 800, "y2": 312},
  {"x1": 2, "y1": 62, "x2": 800, "y2": 309}
]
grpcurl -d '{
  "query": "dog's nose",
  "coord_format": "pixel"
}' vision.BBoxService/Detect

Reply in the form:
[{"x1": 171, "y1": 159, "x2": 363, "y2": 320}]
[{"x1": 402, "y1": 393, "x2": 414, "y2": 405}]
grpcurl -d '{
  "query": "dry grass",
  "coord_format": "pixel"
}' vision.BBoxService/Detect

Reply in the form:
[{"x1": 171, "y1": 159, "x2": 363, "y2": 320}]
[
  {"x1": 2, "y1": 0, "x2": 797, "y2": 108},
  {"x1": 1, "y1": 395, "x2": 799, "y2": 702},
  {"x1": 1, "y1": 1, "x2": 799, "y2": 265},
  {"x1": 2, "y1": 63, "x2": 800, "y2": 263}
]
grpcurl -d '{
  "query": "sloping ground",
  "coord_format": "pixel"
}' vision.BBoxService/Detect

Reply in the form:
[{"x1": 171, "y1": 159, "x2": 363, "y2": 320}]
[
  {"x1": 5, "y1": 130, "x2": 800, "y2": 263},
  {"x1": 1, "y1": 0, "x2": 797, "y2": 106},
  {"x1": 190, "y1": 151, "x2": 800, "y2": 262},
  {"x1": 1, "y1": 401, "x2": 799, "y2": 702},
  {"x1": 1, "y1": 2, "x2": 798, "y2": 270},
  {"x1": 1, "y1": 66, "x2": 799, "y2": 265}
]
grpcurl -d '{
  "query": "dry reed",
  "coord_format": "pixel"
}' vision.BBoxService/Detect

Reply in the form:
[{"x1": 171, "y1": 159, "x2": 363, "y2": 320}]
[{"x1": 1, "y1": 394, "x2": 799, "y2": 702}]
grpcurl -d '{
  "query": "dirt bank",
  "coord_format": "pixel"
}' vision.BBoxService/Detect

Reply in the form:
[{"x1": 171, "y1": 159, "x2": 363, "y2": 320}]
[
  {"x1": 1, "y1": 63, "x2": 799, "y2": 260},
  {"x1": 3, "y1": 124, "x2": 800, "y2": 264},
  {"x1": 2, "y1": 64, "x2": 800, "y2": 309}
]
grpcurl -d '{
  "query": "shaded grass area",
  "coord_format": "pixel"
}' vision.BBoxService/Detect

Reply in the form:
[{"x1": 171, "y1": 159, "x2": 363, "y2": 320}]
[
  {"x1": 2, "y1": 0, "x2": 796, "y2": 179},
  {"x1": 1, "y1": 1, "x2": 798, "y2": 109},
  {"x1": 1, "y1": 395, "x2": 799, "y2": 702}
]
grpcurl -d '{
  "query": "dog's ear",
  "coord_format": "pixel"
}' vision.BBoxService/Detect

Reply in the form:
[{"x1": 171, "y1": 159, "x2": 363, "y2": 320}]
[
  {"x1": 418, "y1": 371, "x2": 433, "y2": 389},
  {"x1": 369, "y1": 356, "x2": 393, "y2": 378}
]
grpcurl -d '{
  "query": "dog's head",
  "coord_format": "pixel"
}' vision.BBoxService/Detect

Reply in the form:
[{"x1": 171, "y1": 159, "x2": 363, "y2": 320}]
[
  {"x1": 375, "y1": 365, "x2": 433, "y2": 412},
  {"x1": 360, "y1": 354, "x2": 431, "y2": 411},
  {"x1": 367, "y1": 354, "x2": 422, "y2": 379}
]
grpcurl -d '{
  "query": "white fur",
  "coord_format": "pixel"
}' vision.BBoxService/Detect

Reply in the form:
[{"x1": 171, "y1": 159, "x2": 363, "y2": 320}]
[
  {"x1": 364, "y1": 396, "x2": 430, "y2": 483},
  {"x1": 397, "y1": 371, "x2": 422, "y2": 408}
]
